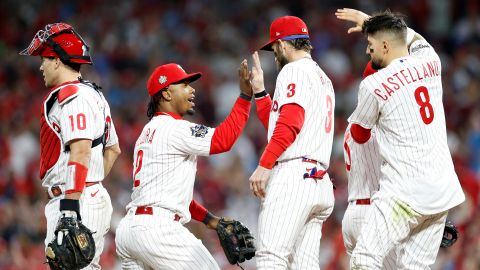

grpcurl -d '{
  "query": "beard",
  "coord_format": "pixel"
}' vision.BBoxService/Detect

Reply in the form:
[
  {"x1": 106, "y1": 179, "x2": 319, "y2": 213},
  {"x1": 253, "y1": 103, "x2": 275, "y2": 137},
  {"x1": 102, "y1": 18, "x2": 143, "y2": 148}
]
[
  {"x1": 371, "y1": 58, "x2": 385, "y2": 69},
  {"x1": 274, "y1": 49, "x2": 289, "y2": 71},
  {"x1": 186, "y1": 108, "x2": 195, "y2": 115},
  {"x1": 369, "y1": 49, "x2": 386, "y2": 69}
]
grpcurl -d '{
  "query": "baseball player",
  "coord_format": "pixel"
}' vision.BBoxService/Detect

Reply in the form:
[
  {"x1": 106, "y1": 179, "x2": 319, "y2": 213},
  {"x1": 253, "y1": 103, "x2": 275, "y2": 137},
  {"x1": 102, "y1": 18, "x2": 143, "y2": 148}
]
[
  {"x1": 20, "y1": 23, "x2": 121, "y2": 269},
  {"x1": 341, "y1": 62, "x2": 396, "y2": 269},
  {"x1": 247, "y1": 16, "x2": 335, "y2": 269},
  {"x1": 336, "y1": 8, "x2": 465, "y2": 269},
  {"x1": 115, "y1": 62, "x2": 253, "y2": 269}
]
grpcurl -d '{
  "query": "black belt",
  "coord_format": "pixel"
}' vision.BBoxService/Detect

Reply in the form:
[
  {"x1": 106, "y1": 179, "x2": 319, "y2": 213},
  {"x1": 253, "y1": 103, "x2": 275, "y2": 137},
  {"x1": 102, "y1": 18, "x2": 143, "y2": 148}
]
[{"x1": 64, "y1": 135, "x2": 104, "y2": 152}]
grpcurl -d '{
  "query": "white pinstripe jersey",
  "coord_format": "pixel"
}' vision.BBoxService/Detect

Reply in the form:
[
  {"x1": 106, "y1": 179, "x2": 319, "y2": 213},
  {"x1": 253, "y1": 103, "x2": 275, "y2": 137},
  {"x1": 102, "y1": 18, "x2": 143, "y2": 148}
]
[
  {"x1": 127, "y1": 114, "x2": 215, "y2": 223},
  {"x1": 42, "y1": 82, "x2": 118, "y2": 187},
  {"x1": 343, "y1": 123, "x2": 381, "y2": 201},
  {"x1": 348, "y1": 39, "x2": 465, "y2": 214},
  {"x1": 269, "y1": 58, "x2": 335, "y2": 167}
]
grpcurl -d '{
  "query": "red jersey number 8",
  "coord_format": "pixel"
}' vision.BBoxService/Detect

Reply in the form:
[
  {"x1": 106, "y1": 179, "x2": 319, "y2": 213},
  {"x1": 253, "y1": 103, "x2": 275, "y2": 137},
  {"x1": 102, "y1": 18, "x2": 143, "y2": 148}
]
[{"x1": 414, "y1": 86, "x2": 435, "y2": 125}]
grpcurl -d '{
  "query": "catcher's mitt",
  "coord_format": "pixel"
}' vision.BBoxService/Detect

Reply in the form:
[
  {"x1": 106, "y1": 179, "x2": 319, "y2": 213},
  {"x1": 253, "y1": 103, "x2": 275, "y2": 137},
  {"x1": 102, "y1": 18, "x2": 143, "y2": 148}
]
[
  {"x1": 216, "y1": 217, "x2": 256, "y2": 264},
  {"x1": 46, "y1": 217, "x2": 95, "y2": 270},
  {"x1": 440, "y1": 219, "x2": 458, "y2": 248}
]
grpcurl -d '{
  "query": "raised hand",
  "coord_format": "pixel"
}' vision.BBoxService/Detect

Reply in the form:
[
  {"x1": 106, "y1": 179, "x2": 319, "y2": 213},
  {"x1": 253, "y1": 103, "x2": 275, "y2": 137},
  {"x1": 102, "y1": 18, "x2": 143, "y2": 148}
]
[
  {"x1": 250, "y1": 51, "x2": 265, "y2": 94},
  {"x1": 335, "y1": 8, "x2": 370, "y2": 34},
  {"x1": 238, "y1": 59, "x2": 253, "y2": 97}
]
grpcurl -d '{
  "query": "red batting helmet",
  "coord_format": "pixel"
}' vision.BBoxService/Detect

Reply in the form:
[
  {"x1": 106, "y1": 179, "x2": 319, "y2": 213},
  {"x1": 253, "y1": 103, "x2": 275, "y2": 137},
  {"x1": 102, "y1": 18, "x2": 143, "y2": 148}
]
[
  {"x1": 260, "y1": 16, "x2": 310, "y2": 51},
  {"x1": 20, "y1": 22, "x2": 92, "y2": 65},
  {"x1": 147, "y1": 63, "x2": 202, "y2": 96}
]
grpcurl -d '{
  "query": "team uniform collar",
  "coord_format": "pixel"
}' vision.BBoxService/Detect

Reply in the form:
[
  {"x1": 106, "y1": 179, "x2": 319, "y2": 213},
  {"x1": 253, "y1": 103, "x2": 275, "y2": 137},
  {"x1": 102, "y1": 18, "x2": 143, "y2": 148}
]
[
  {"x1": 50, "y1": 80, "x2": 80, "y2": 91},
  {"x1": 154, "y1": 112, "x2": 183, "y2": 120}
]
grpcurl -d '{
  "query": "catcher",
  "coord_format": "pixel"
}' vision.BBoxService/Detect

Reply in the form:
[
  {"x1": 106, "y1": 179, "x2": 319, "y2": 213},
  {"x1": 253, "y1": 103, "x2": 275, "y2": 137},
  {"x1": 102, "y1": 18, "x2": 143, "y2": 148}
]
[
  {"x1": 19, "y1": 23, "x2": 120, "y2": 269},
  {"x1": 115, "y1": 61, "x2": 256, "y2": 269}
]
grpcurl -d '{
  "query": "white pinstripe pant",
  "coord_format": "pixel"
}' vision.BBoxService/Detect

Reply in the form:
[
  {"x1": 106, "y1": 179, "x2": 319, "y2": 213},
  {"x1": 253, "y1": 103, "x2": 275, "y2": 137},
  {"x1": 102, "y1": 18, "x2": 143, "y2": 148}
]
[
  {"x1": 115, "y1": 207, "x2": 219, "y2": 270},
  {"x1": 256, "y1": 160, "x2": 335, "y2": 270},
  {"x1": 350, "y1": 192, "x2": 447, "y2": 270},
  {"x1": 342, "y1": 202, "x2": 396, "y2": 269},
  {"x1": 45, "y1": 183, "x2": 113, "y2": 270}
]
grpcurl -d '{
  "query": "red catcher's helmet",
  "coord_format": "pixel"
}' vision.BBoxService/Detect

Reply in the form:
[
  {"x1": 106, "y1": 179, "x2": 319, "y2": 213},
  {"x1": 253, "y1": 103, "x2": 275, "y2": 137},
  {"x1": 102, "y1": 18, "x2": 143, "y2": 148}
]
[{"x1": 20, "y1": 23, "x2": 92, "y2": 65}]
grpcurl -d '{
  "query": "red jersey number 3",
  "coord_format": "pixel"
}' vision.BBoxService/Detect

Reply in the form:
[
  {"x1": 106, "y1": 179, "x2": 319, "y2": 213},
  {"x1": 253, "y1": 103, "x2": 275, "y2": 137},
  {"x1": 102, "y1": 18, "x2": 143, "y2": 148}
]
[{"x1": 287, "y1": 83, "x2": 296, "y2": 98}]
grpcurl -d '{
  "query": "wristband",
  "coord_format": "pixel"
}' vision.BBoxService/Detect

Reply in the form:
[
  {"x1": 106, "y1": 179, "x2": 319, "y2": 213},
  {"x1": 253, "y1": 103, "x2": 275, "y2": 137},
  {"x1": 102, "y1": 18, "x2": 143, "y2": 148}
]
[
  {"x1": 254, "y1": 90, "x2": 268, "y2": 99},
  {"x1": 239, "y1": 93, "x2": 252, "y2": 101},
  {"x1": 65, "y1": 161, "x2": 88, "y2": 194},
  {"x1": 60, "y1": 199, "x2": 81, "y2": 219},
  {"x1": 202, "y1": 212, "x2": 215, "y2": 225}
]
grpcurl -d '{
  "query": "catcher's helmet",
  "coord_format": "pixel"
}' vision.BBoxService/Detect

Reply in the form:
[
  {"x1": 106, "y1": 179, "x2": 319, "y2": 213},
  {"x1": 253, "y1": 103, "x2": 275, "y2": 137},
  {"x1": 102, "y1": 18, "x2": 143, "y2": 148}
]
[{"x1": 20, "y1": 22, "x2": 92, "y2": 65}]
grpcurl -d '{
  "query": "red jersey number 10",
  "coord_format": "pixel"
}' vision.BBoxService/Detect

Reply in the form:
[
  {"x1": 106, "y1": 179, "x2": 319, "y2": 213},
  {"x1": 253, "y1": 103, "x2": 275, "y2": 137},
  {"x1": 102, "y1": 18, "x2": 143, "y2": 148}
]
[{"x1": 69, "y1": 113, "x2": 86, "y2": 131}]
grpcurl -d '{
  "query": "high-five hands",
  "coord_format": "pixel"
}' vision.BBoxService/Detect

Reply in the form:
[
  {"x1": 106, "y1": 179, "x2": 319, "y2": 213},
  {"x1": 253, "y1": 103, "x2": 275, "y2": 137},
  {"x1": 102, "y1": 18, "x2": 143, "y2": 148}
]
[
  {"x1": 238, "y1": 59, "x2": 253, "y2": 97},
  {"x1": 335, "y1": 8, "x2": 370, "y2": 34},
  {"x1": 250, "y1": 51, "x2": 265, "y2": 94}
]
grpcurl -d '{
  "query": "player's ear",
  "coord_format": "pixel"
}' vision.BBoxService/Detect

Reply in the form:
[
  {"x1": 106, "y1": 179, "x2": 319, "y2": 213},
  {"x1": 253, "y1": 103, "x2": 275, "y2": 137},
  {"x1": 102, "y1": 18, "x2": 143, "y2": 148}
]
[
  {"x1": 54, "y1": 57, "x2": 61, "y2": 69},
  {"x1": 280, "y1": 40, "x2": 288, "y2": 51},
  {"x1": 383, "y1": 40, "x2": 389, "y2": 54},
  {"x1": 161, "y1": 88, "x2": 172, "y2": 101}
]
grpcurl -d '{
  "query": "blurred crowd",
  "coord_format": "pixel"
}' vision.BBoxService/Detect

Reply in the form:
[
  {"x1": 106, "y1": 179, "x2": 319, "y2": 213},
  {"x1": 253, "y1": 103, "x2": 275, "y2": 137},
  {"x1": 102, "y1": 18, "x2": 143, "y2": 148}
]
[{"x1": 0, "y1": 0, "x2": 479, "y2": 269}]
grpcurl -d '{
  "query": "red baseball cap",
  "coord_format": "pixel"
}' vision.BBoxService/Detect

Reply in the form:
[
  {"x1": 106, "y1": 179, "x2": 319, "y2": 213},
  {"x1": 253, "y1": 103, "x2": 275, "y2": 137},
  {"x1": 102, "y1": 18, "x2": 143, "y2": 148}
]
[
  {"x1": 147, "y1": 63, "x2": 202, "y2": 96},
  {"x1": 260, "y1": 16, "x2": 309, "y2": 51}
]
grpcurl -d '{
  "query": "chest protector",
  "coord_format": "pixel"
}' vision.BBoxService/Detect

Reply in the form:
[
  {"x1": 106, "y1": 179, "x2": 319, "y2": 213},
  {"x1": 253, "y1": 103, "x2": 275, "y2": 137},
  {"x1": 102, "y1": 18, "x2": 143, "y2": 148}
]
[
  {"x1": 39, "y1": 90, "x2": 61, "y2": 179},
  {"x1": 39, "y1": 80, "x2": 107, "y2": 180}
]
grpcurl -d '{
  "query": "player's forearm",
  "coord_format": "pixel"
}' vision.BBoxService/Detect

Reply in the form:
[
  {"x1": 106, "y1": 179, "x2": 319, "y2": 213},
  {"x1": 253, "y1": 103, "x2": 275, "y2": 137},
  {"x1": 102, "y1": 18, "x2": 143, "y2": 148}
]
[
  {"x1": 103, "y1": 143, "x2": 121, "y2": 177},
  {"x1": 65, "y1": 139, "x2": 92, "y2": 200},
  {"x1": 209, "y1": 97, "x2": 251, "y2": 154},
  {"x1": 189, "y1": 199, "x2": 220, "y2": 229},
  {"x1": 189, "y1": 199, "x2": 208, "y2": 222},
  {"x1": 254, "y1": 91, "x2": 271, "y2": 130},
  {"x1": 259, "y1": 104, "x2": 305, "y2": 169}
]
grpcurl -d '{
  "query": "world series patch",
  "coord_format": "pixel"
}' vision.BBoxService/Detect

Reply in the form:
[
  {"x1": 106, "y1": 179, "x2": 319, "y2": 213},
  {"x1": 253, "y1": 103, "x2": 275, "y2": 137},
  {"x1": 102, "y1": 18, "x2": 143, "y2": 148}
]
[{"x1": 190, "y1": 124, "x2": 209, "y2": 138}]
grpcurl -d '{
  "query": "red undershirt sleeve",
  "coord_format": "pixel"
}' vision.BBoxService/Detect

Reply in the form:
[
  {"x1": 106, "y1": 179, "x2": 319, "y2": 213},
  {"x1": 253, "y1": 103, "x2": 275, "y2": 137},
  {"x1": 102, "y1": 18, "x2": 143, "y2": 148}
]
[
  {"x1": 209, "y1": 97, "x2": 251, "y2": 154},
  {"x1": 259, "y1": 103, "x2": 305, "y2": 169},
  {"x1": 189, "y1": 199, "x2": 208, "y2": 222},
  {"x1": 350, "y1": 123, "x2": 372, "y2": 144},
  {"x1": 255, "y1": 95, "x2": 272, "y2": 130}
]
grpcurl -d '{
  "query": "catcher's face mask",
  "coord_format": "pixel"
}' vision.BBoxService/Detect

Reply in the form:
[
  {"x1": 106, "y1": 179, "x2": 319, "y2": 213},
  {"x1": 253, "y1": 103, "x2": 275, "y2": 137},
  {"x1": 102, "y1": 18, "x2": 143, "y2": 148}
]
[{"x1": 20, "y1": 22, "x2": 92, "y2": 65}]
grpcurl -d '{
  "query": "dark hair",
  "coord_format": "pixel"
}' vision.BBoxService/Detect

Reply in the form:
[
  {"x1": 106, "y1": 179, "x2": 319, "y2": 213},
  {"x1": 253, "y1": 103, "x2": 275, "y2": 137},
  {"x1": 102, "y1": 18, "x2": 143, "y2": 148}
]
[
  {"x1": 284, "y1": 38, "x2": 313, "y2": 53},
  {"x1": 362, "y1": 10, "x2": 407, "y2": 40},
  {"x1": 147, "y1": 91, "x2": 163, "y2": 120},
  {"x1": 59, "y1": 59, "x2": 81, "y2": 72}
]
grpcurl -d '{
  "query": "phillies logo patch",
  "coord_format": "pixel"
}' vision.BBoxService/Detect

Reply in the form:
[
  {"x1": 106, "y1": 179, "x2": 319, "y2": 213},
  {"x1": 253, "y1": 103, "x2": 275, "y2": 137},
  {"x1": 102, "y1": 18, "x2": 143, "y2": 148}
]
[{"x1": 190, "y1": 124, "x2": 209, "y2": 138}]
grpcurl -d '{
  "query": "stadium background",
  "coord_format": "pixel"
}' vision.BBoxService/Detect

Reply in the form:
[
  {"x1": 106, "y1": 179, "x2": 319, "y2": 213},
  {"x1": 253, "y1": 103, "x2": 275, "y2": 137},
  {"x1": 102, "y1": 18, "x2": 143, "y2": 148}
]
[{"x1": 0, "y1": 0, "x2": 479, "y2": 269}]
